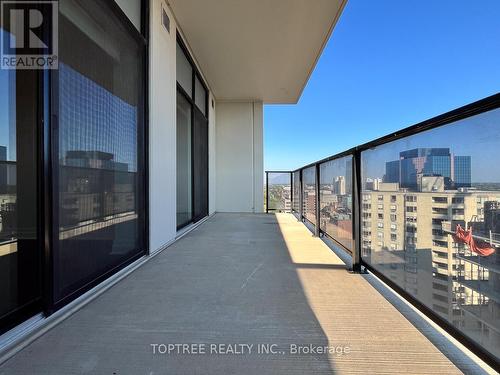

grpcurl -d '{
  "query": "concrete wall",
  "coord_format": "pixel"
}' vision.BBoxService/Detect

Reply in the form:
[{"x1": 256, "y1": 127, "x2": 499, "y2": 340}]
[
  {"x1": 149, "y1": 0, "x2": 177, "y2": 252},
  {"x1": 149, "y1": 0, "x2": 263, "y2": 252},
  {"x1": 216, "y1": 102, "x2": 263, "y2": 213},
  {"x1": 149, "y1": 0, "x2": 218, "y2": 252},
  {"x1": 253, "y1": 103, "x2": 264, "y2": 212}
]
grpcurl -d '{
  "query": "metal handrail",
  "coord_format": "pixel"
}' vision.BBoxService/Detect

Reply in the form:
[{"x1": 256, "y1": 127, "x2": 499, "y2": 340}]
[{"x1": 264, "y1": 93, "x2": 500, "y2": 367}]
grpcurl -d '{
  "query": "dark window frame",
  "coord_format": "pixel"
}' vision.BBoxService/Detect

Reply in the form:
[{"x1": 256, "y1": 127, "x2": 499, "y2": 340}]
[
  {"x1": 176, "y1": 32, "x2": 209, "y2": 231},
  {"x1": 45, "y1": 0, "x2": 149, "y2": 312}
]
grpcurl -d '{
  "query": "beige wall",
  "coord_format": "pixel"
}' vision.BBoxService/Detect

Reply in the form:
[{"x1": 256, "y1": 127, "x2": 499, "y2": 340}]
[
  {"x1": 215, "y1": 102, "x2": 263, "y2": 213},
  {"x1": 149, "y1": 0, "x2": 177, "y2": 251},
  {"x1": 149, "y1": 0, "x2": 265, "y2": 251}
]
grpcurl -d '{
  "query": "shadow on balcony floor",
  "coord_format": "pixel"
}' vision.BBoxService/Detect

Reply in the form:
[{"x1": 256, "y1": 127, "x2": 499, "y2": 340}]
[{"x1": 0, "y1": 213, "x2": 466, "y2": 374}]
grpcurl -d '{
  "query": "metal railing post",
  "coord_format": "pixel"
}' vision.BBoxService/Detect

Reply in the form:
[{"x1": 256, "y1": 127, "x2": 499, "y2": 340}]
[
  {"x1": 289, "y1": 172, "x2": 293, "y2": 213},
  {"x1": 351, "y1": 150, "x2": 362, "y2": 272},
  {"x1": 314, "y1": 163, "x2": 320, "y2": 237},
  {"x1": 265, "y1": 171, "x2": 269, "y2": 213},
  {"x1": 299, "y1": 169, "x2": 303, "y2": 221}
]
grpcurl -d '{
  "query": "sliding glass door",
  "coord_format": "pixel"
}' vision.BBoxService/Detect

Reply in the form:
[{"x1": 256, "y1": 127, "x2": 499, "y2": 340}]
[
  {"x1": 0, "y1": 0, "x2": 146, "y2": 332},
  {"x1": 52, "y1": 0, "x2": 146, "y2": 306},
  {"x1": 0, "y1": 29, "x2": 41, "y2": 332},
  {"x1": 193, "y1": 108, "x2": 208, "y2": 221},
  {"x1": 176, "y1": 38, "x2": 209, "y2": 229},
  {"x1": 176, "y1": 94, "x2": 192, "y2": 227}
]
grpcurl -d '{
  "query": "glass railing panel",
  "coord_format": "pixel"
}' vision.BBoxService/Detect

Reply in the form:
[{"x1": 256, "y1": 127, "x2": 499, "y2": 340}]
[
  {"x1": 292, "y1": 172, "x2": 300, "y2": 213},
  {"x1": 302, "y1": 166, "x2": 316, "y2": 224},
  {"x1": 266, "y1": 172, "x2": 292, "y2": 212},
  {"x1": 319, "y1": 156, "x2": 353, "y2": 252},
  {"x1": 360, "y1": 107, "x2": 500, "y2": 362}
]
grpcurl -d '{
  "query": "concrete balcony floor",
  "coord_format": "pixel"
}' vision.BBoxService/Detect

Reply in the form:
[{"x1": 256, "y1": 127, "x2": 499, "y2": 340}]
[{"x1": 0, "y1": 213, "x2": 491, "y2": 374}]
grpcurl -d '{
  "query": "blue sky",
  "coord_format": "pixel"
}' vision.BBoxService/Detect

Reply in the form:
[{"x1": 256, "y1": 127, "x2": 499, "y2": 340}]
[{"x1": 264, "y1": 0, "x2": 500, "y2": 172}]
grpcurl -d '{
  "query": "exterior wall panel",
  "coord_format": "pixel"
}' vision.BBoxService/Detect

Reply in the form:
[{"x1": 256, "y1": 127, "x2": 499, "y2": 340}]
[
  {"x1": 149, "y1": 0, "x2": 177, "y2": 251},
  {"x1": 216, "y1": 102, "x2": 263, "y2": 213}
]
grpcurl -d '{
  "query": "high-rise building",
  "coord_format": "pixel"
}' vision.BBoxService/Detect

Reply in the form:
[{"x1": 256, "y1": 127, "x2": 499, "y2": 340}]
[
  {"x1": 361, "y1": 187, "x2": 500, "y2": 358},
  {"x1": 454, "y1": 155, "x2": 472, "y2": 188},
  {"x1": 365, "y1": 178, "x2": 382, "y2": 191},
  {"x1": 385, "y1": 160, "x2": 400, "y2": 183},
  {"x1": 345, "y1": 157, "x2": 353, "y2": 193},
  {"x1": 384, "y1": 148, "x2": 471, "y2": 190},
  {"x1": 333, "y1": 175, "x2": 346, "y2": 195},
  {"x1": 0, "y1": 146, "x2": 7, "y2": 162}
]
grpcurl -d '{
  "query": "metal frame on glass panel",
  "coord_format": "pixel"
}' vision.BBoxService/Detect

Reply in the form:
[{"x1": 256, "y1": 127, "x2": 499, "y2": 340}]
[
  {"x1": 0, "y1": 2, "x2": 53, "y2": 334},
  {"x1": 290, "y1": 149, "x2": 357, "y2": 257},
  {"x1": 44, "y1": 0, "x2": 149, "y2": 313},
  {"x1": 141, "y1": 0, "x2": 150, "y2": 256},
  {"x1": 0, "y1": 0, "x2": 151, "y2": 337},
  {"x1": 265, "y1": 170, "x2": 293, "y2": 213},
  {"x1": 176, "y1": 33, "x2": 210, "y2": 230},
  {"x1": 355, "y1": 94, "x2": 500, "y2": 369},
  {"x1": 265, "y1": 93, "x2": 500, "y2": 368}
]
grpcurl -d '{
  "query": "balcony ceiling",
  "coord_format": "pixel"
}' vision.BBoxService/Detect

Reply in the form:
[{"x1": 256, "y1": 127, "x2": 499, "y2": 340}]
[{"x1": 169, "y1": 0, "x2": 346, "y2": 104}]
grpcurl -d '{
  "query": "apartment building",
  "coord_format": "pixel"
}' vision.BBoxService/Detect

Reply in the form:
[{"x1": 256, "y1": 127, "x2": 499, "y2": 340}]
[{"x1": 361, "y1": 182, "x2": 500, "y2": 359}]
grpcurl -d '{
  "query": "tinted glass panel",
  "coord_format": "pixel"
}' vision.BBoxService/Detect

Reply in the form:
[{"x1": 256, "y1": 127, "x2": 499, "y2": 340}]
[
  {"x1": 55, "y1": 0, "x2": 145, "y2": 302},
  {"x1": 361, "y1": 108, "x2": 500, "y2": 361},
  {"x1": 293, "y1": 172, "x2": 300, "y2": 213},
  {"x1": 0, "y1": 26, "x2": 40, "y2": 329},
  {"x1": 176, "y1": 39, "x2": 209, "y2": 228},
  {"x1": 195, "y1": 76, "x2": 206, "y2": 115},
  {"x1": 302, "y1": 167, "x2": 316, "y2": 224},
  {"x1": 320, "y1": 156, "x2": 353, "y2": 251},
  {"x1": 267, "y1": 172, "x2": 291, "y2": 211},
  {"x1": 176, "y1": 93, "x2": 192, "y2": 227},
  {"x1": 192, "y1": 109, "x2": 208, "y2": 221},
  {"x1": 176, "y1": 43, "x2": 192, "y2": 97}
]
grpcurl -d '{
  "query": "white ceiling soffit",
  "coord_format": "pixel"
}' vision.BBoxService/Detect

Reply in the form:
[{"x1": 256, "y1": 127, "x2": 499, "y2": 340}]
[{"x1": 169, "y1": 0, "x2": 346, "y2": 104}]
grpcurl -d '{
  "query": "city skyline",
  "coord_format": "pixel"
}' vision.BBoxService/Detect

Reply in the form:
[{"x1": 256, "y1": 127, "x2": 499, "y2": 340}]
[
  {"x1": 384, "y1": 147, "x2": 471, "y2": 190},
  {"x1": 264, "y1": 1, "x2": 500, "y2": 176},
  {"x1": 362, "y1": 108, "x2": 500, "y2": 184}
]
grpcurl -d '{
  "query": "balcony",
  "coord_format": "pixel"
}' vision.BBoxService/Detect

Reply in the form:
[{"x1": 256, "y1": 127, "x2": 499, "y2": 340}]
[
  {"x1": 0, "y1": 213, "x2": 489, "y2": 374},
  {"x1": 0, "y1": 0, "x2": 498, "y2": 372},
  {"x1": 457, "y1": 278, "x2": 500, "y2": 305},
  {"x1": 264, "y1": 95, "x2": 500, "y2": 369},
  {"x1": 460, "y1": 304, "x2": 500, "y2": 336}
]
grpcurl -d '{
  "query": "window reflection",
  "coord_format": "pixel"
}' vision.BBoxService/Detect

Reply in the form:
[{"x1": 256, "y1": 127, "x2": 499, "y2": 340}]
[
  {"x1": 0, "y1": 68, "x2": 16, "y2": 245},
  {"x1": 176, "y1": 94, "x2": 192, "y2": 227},
  {"x1": 54, "y1": 0, "x2": 144, "y2": 302},
  {"x1": 0, "y1": 26, "x2": 40, "y2": 327},
  {"x1": 176, "y1": 40, "x2": 209, "y2": 228}
]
